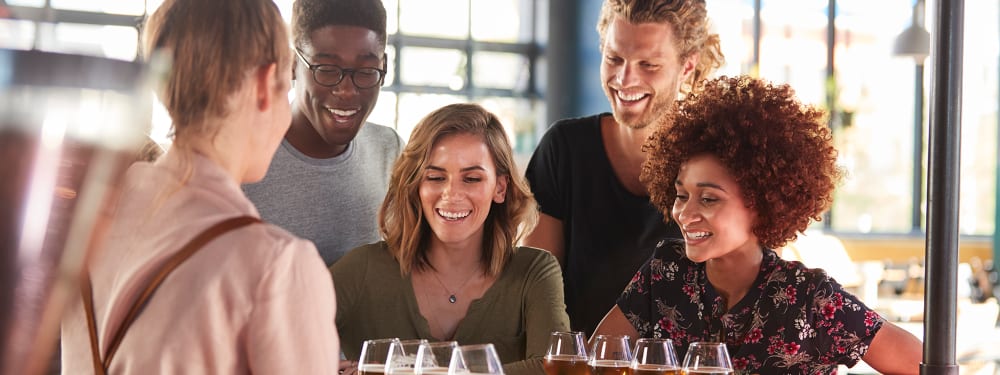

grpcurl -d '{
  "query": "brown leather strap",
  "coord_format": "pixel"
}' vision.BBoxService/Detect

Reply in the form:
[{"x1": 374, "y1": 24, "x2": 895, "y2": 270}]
[
  {"x1": 81, "y1": 272, "x2": 106, "y2": 375},
  {"x1": 82, "y1": 215, "x2": 261, "y2": 374}
]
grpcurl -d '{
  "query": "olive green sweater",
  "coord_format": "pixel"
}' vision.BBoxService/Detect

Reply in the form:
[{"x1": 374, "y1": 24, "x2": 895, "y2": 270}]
[{"x1": 330, "y1": 242, "x2": 570, "y2": 375}]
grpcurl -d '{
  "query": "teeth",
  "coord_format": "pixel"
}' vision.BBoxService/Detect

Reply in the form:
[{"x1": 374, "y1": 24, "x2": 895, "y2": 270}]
[
  {"x1": 328, "y1": 108, "x2": 358, "y2": 117},
  {"x1": 688, "y1": 231, "x2": 712, "y2": 239},
  {"x1": 617, "y1": 91, "x2": 645, "y2": 101},
  {"x1": 438, "y1": 209, "x2": 471, "y2": 220}
]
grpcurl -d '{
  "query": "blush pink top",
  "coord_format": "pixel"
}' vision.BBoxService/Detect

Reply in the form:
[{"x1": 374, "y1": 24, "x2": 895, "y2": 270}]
[{"x1": 61, "y1": 152, "x2": 339, "y2": 374}]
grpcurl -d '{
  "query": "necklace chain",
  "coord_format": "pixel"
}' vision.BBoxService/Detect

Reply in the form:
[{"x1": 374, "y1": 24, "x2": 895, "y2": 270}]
[{"x1": 429, "y1": 268, "x2": 480, "y2": 304}]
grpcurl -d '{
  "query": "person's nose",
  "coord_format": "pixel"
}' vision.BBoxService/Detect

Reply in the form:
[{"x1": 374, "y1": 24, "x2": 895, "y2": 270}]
[
  {"x1": 441, "y1": 178, "x2": 460, "y2": 200},
  {"x1": 614, "y1": 63, "x2": 640, "y2": 87},
  {"x1": 329, "y1": 75, "x2": 358, "y2": 96},
  {"x1": 673, "y1": 200, "x2": 700, "y2": 226}
]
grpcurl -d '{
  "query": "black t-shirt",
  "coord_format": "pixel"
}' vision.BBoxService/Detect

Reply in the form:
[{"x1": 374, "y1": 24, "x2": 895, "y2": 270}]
[{"x1": 524, "y1": 113, "x2": 681, "y2": 336}]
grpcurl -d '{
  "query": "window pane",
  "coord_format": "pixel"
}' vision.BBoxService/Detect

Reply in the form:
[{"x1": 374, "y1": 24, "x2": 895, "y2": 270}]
[
  {"x1": 384, "y1": 0, "x2": 399, "y2": 35},
  {"x1": 472, "y1": 51, "x2": 529, "y2": 91},
  {"x1": 274, "y1": 0, "x2": 293, "y2": 24},
  {"x1": 759, "y1": 0, "x2": 827, "y2": 106},
  {"x1": 6, "y1": 0, "x2": 45, "y2": 7},
  {"x1": 146, "y1": 0, "x2": 165, "y2": 14},
  {"x1": 475, "y1": 97, "x2": 540, "y2": 157},
  {"x1": 50, "y1": 0, "x2": 146, "y2": 16},
  {"x1": 35, "y1": 23, "x2": 138, "y2": 61},
  {"x1": 471, "y1": 0, "x2": 529, "y2": 42},
  {"x1": 396, "y1": 93, "x2": 464, "y2": 141},
  {"x1": 384, "y1": 45, "x2": 397, "y2": 86},
  {"x1": 706, "y1": 0, "x2": 754, "y2": 76},
  {"x1": 0, "y1": 19, "x2": 35, "y2": 50},
  {"x1": 399, "y1": 0, "x2": 468, "y2": 39},
  {"x1": 368, "y1": 91, "x2": 398, "y2": 131},
  {"x1": 829, "y1": 0, "x2": 916, "y2": 233},
  {"x1": 400, "y1": 47, "x2": 465, "y2": 88},
  {"x1": 958, "y1": 0, "x2": 999, "y2": 235}
]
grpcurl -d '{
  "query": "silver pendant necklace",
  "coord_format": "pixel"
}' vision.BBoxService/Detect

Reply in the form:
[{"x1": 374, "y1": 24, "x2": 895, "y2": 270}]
[{"x1": 429, "y1": 268, "x2": 480, "y2": 304}]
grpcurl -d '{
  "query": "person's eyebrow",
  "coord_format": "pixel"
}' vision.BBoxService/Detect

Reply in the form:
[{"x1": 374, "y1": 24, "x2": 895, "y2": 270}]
[
  {"x1": 425, "y1": 165, "x2": 487, "y2": 172},
  {"x1": 674, "y1": 179, "x2": 728, "y2": 193}
]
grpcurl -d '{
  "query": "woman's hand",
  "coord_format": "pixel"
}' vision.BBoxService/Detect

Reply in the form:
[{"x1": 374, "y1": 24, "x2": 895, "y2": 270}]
[{"x1": 338, "y1": 360, "x2": 359, "y2": 375}]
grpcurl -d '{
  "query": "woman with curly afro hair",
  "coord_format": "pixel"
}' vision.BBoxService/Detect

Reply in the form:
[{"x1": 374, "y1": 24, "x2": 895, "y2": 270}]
[{"x1": 592, "y1": 76, "x2": 921, "y2": 374}]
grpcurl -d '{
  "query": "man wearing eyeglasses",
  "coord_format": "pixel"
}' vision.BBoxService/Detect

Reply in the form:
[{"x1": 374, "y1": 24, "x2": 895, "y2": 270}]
[{"x1": 244, "y1": 0, "x2": 403, "y2": 266}]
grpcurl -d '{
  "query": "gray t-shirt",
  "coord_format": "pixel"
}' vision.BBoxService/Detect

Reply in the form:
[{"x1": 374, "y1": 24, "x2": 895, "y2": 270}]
[{"x1": 243, "y1": 122, "x2": 404, "y2": 265}]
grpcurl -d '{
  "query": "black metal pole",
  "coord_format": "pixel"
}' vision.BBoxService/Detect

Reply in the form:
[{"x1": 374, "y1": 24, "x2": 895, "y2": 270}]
[
  {"x1": 922, "y1": 0, "x2": 963, "y2": 373},
  {"x1": 911, "y1": 63, "x2": 925, "y2": 233}
]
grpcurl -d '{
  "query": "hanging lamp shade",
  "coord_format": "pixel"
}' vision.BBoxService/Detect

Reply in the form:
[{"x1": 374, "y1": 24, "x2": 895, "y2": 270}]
[
  {"x1": 894, "y1": 24, "x2": 930, "y2": 62},
  {"x1": 893, "y1": 0, "x2": 930, "y2": 62}
]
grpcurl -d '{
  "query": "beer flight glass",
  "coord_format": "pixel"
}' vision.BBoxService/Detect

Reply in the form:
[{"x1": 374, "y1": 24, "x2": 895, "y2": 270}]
[
  {"x1": 588, "y1": 334, "x2": 632, "y2": 375},
  {"x1": 385, "y1": 339, "x2": 430, "y2": 374},
  {"x1": 543, "y1": 331, "x2": 589, "y2": 375},
  {"x1": 680, "y1": 342, "x2": 733, "y2": 375},
  {"x1": 631, "y1": 338, "x2": 679, "y2": 375},
  {"x1": 0, "y1": 49, "x2": 151, "y2": 375},
  {"x1": 450, "y1": 343, "x2": 504, "y2": 374},
  {"x1": 361, "y1": 338, "x2": 403, "y2": 375},
  {"x1": 412, "y1": 341, "x2": 459, "y2": 375}
]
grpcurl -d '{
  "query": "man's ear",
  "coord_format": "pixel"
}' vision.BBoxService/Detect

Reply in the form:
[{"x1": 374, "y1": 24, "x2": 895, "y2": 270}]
[
  {"x1": 681, "y1": 52, "x2": 699, "y2": 79},
  {"x1": 255, "y1": 62, "x2": 279, "y2": 111}
]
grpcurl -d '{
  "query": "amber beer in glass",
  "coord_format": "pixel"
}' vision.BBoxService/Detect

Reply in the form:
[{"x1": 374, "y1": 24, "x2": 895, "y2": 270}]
[
  {"x1": 679, "y1": 367, "x2": 732, "y2": 375},
  {"x1": 0, "y1": 49, "x2": 150, "y2": 375},
  {"x1": 588, "y1": 335, "x2": 633, "y2": 375},
  {"x1": 359, "y1": 363, "x2": 389, "y2": 375},
  {"x1": 630, "y1": 338, "x2": 679, "y2": 375},
  {"x1": 631, "y1": 364, "x2": 679, "y2": 375},
  {"x1": 543, "y1": 331, "x2": 590, "y2": 375},
  {"x1": 543, "y1": 354, "x2": 592, "y2": 375},
  {"x1": 590, "y1": 360, "x2": 632, "y2": 375}
]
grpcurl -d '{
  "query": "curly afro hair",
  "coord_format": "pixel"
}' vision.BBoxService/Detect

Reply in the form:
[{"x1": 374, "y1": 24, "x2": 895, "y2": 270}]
[{"x1": 640, "y1": 75, "x2": 843, "y2": 249}]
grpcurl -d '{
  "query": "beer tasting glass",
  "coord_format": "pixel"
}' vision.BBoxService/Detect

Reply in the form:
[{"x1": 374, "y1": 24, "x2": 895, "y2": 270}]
[
  {"x1": 413, "y1": 341, "x2": 458, "y2": 375},
  {"x1": 542, "y1": 331, "x2": 589, "y2": 375},
  {"x1": 360, "y1": 338, "x2": 403, "y2": 375},
  {"x1": 680, "y1": 342, "x2": 732, "y2": 375},
  {"x1": 589, "y1": 335, "x2": 632, "y2": 375},
  {"x1": 387, "y1": 339, "x2": 430, "y2": 374},
  {"x1": 450, "y1": 343, "x2": 504, "y2": 374},
  {"x1": 630, "y1": 338, "x2": 679, "y2": 375}
]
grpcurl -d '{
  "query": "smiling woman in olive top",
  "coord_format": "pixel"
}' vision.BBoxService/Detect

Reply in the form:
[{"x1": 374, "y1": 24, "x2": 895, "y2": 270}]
[{"x1": 331, "y1": 103, "x2": 569, "y2": 375}]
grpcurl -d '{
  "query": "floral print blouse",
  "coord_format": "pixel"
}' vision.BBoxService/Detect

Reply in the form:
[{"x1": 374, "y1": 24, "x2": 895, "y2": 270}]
[{"x1": 617, "y1": 239, "x2": 884, "y2": 374}]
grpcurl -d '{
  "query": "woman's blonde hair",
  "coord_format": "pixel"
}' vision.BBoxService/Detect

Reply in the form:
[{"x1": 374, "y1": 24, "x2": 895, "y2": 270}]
[
  {"x1": 380, "y1": 103, "x2": 537, "y2": 276},
  {"x1": 142, "y1": 0, "x2": 291, "y2": 143}
]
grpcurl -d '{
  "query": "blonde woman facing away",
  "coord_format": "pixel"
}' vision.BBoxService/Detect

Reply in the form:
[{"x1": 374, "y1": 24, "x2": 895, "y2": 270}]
[{"x1": 60, "y1": 0, "x2": 339, "y2": 373}]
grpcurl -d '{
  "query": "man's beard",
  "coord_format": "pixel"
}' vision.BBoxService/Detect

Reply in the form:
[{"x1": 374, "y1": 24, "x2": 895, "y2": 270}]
[{"x1": 612, "y1": 93, "x2": 676, "y2": 130}]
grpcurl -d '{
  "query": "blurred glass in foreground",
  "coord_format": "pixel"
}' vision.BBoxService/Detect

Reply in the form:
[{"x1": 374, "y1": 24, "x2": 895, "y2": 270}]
[{"x1": 0, "y1": 48, "x2": 150, "y2": 375}]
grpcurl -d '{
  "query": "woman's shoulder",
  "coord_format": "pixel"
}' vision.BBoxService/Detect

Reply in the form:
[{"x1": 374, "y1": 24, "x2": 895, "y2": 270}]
[
  {"x1": 512, "y1": 246, "x2": 558, "y2": 265},
  {"x1": 330, "y1": 241, "x2": 395, "y2": 273},
  {"x1": 765, "y1": 253, "x2": 852, "y2": 296},
  {"x1": 506, "y1": 246, "x2": 561, "y2": 278}
]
